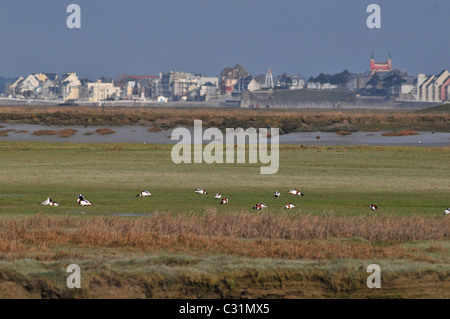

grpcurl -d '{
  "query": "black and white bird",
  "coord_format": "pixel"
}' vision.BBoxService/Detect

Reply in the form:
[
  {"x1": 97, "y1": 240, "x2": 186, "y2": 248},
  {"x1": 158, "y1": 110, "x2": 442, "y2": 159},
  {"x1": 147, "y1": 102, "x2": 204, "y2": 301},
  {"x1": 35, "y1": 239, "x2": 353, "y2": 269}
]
[
  {"x1": 195, "y1": 188, "x2": 208, "y2": 195},
  {"x1": 214, "y1": 193, "x2": 222, "y2": 199},
  {"x1": 284, "y1": 203, "x2": 295, "y2": 209},
  {"x1": 288, "y1": 189, "x2": 304, "y2": 196},
  {"x1": 136, "y1": 190, "x2": 152, "y2": 197},
  {"x1": 253, "y1": 203, "x2": 267, "y2": 210},
  {"x1": 444, "y1": 208, "x2": 450, "y2": 215},
  {"x1": 220, "y1": 198, "x2": 229, "y2": 204},
  {"x1": 370, "y1": 204, "x2": 378, "y2": 211},
  {"x1": 40, "y1": 197, "x2": 59, "y2": 206},
  {"x1": 77, "y1": 194, "x2": 92, "y2": 206},
  {"x1": 274, "y1": 191, "x2": 280, "y2": 198}
]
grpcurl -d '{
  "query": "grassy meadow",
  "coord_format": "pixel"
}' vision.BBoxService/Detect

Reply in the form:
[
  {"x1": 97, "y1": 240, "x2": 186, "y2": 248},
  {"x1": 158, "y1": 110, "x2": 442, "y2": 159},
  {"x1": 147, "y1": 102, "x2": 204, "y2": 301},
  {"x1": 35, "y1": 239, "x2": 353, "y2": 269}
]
[
  {"x1": 0, "y1": 142, "x2": 449, "y2": 217},
  {"x1": 0, "y1": 141, "x2": 449, "y2": 298}
]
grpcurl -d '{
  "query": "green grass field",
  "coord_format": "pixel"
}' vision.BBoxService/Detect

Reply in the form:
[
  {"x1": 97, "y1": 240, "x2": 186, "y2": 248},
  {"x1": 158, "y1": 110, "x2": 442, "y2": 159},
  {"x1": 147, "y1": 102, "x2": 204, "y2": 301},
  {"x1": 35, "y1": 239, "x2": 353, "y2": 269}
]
[
  {"x1": 0, "y1": 142, "x2": 448, "y2": 217},
  {"x1": 0, "y1": 141, "x2": 449, "y2": 298}
]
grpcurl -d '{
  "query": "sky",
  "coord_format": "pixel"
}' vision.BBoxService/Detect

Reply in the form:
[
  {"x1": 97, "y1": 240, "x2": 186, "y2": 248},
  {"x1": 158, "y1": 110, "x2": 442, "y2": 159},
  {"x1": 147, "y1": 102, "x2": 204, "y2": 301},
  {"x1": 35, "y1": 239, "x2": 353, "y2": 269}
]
[{"x1": 0, "y1": 0, "x2": 449, "y2": 80}]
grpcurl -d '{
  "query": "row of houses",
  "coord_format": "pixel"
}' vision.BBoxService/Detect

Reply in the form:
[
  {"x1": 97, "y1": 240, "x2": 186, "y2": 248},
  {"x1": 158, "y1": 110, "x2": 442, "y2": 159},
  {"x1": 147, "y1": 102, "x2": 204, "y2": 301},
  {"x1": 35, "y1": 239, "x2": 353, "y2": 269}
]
[
  {"x1": 6, "y1": 73, "x2": 122, "y2": 102},
  {"x1": 4, "y1": 58, "x2": 448, "y2": 103},
  {"x1": 153, "y1": 72, "x2": 220, "y2": 101},
  {"x1": 400, "y1": 70, "x2": 450, "y2": 102},
  {"x1": 6, "y1": 71, "x2": 221, "y2": 102}
]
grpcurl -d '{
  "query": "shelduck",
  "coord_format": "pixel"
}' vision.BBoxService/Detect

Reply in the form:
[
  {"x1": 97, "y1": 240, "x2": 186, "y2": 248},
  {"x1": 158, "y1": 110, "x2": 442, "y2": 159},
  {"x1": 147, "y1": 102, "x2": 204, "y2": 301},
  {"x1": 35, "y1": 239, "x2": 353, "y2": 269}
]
[
  {"x1": 288, "y1": 190, "x2": 304, "y2": 196},
  {"x1": 370, "y1": 204, "x2": 378, "y2": 211},
  {"x1": 40, "y1": 197, "x2": 59, "y2": 206},
  {"x1": 220, "y1": 198, "x2": 229, "y2": 204},
  {"x1": 77, "y1": 194, "x2": 92, "y2": 206},
  {"x1": 136, "y1": 190, "x2": 152, "y2": 197},
  {"x1": 284, "y1": 203, "x2": 295, "y2": 209},
  {"x1": 215, "y1": 193, "x2": 222, "y2": 199},
  {"x1": 274, "y1": 191, "x2": 280, "y2": 198},
  {"x1": 253, "y1": 203, "x2": 267, "y2": 210},
  {"x1": 444, "y1": 208, "x2": 450, "y2": 215},
  {"x1": 195, "y1": 189, "x2": 208, "y2": 195}
]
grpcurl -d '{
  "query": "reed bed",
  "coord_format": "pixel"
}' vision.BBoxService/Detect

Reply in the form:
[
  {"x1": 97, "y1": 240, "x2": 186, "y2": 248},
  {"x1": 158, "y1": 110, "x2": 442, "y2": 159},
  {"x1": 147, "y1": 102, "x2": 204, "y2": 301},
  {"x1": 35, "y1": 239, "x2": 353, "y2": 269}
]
[
  {"x1": 0, "y1": 129, "x2": 16, "y2": 136},
  {"x1": 0, "y1": 106, "x2": 448, "y2": 133},
  {"x1": 95, "y1": 128, "x2": 115, "y2": 135},
  {"x1": 382, "y1": 130, "x2": 420, "y2": 136},
  {"x1": 31, "y1": 129, "x2": 77, "y2": 138},
  {"x1": 335, "y1": 131, "x2": 352, "y2": 135},
  {"x1": 1, "y1": 213, "x2": 448, "y2": 261},
  {"x1": 148, "y1": 125, "x2": 162, "y2": 132}
]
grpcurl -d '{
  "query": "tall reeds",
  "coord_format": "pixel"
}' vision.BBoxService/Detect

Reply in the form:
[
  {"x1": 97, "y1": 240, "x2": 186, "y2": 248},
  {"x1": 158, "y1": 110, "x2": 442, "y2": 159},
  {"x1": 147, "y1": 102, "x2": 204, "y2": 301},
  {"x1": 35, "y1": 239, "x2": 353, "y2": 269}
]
[{"x1": 1, "y1": 213, "x2": 447, "y2": 261}]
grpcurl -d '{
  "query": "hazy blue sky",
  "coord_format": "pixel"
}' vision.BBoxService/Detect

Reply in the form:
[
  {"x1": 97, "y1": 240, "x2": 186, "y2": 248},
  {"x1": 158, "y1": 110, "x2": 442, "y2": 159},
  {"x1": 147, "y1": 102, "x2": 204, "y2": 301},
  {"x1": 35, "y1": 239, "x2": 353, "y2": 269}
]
[{"x1": 0, "y1": 0, "x2": 448, "y2": 79}]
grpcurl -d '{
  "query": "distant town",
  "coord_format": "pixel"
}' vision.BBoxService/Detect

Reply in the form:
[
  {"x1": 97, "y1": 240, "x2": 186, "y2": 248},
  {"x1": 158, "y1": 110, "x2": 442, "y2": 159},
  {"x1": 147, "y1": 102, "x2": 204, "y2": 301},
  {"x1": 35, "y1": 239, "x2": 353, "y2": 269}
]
[{"x1": 1, "y1": 54, "x2": 449, "y2": 107}]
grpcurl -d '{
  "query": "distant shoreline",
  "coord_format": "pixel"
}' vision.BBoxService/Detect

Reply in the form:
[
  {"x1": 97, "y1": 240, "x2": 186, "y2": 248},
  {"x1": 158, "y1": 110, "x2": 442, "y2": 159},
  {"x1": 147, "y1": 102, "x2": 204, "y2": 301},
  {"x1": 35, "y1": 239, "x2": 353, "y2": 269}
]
[{"x1": 1, "y1": 122, "x2": 449, "y2": 147}]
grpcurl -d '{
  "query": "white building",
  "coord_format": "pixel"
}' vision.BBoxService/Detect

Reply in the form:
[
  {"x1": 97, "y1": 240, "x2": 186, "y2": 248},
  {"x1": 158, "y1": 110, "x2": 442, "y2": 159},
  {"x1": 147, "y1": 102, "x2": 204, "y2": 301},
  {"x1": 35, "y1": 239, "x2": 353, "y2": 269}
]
[
  {"x1": 432, "y1": 70, "x2": 450, "y2": 102},
  {"x1": 157, "y1": 96, "x2": 168, "y2": 103},
  {"x1": 247, "y1": 79, "x2": 262, "y2": 92},
  {"x1": 79, "y1": 80, "x2": 121, "y2": 102},
  {"x1": 306, "y1": 82, "x2": 337, "y2": 90}
]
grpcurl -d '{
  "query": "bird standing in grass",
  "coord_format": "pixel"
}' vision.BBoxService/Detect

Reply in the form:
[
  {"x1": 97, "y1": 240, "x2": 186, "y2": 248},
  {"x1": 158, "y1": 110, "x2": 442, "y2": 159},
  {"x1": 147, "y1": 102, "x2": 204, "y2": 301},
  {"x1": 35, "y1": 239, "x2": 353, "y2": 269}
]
[
  {"x1": 444, "y1": 208, "x2": 450, "y2": 215},
  {"x1": 195, "y1": 188, "x2": 208, "y2": 195},
  {"x1": 370, "y1": 204, "x2": 378, "y2": 211},
  {"x1": 215, "y1": 193, "x2": 222, "y2": 199},
  {"x1": 274, "y1": 191, "x2": 280, "y2": 198},
  {"x1": 220, "y1": 198, "x2": 229, "y2": 204},
  {"x1": 284, "y1": 203, "x2": 295, "y2": 209}
]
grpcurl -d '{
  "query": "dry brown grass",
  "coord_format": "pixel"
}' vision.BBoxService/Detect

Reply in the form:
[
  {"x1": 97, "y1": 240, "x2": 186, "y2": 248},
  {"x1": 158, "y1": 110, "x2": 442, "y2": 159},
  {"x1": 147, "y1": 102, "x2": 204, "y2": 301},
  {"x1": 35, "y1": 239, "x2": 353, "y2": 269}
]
[
  {"x1": 32, "y1": 130, "x2": 57, "y2": 136},
  {"x1": 58, "y1": 129, "x2": 77, "y2": 138},
  {"x1": 0, "y1": 214, "x2": 447, "y2": 262},
  {"x1": 95, "y1": 128, "x2": 115, "y2": 135},
  {"x1": 148, "y1": 126, "x2": 162, "y2": 132},
  {"x1": 335, "y1": 130, "x2": 352, "y2": 136},
  {"x1": 382, "y1": 130, "x2": 420, "y2": 136},
  {"x1": 0, "y1": 129, "x2": 16, "y2": 136},
  {"x1": 0, "y1": 106, "x2": 448, "y2": 133},
  {"x1": 32, "y1": 129, "x2": 77, "y2": 138}
]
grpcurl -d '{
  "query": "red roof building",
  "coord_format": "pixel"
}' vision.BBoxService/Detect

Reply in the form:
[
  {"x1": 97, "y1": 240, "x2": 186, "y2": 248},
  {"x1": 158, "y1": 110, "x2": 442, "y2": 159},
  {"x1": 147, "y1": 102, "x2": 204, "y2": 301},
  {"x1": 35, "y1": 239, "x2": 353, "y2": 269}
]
[{"x1": 370, "y1": 53, "x2": 392, "y2": 75}]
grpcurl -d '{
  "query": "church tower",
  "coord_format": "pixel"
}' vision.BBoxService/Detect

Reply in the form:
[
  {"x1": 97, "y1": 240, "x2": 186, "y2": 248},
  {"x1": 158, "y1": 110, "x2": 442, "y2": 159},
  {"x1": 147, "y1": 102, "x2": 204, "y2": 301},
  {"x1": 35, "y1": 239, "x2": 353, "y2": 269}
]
[
  {"x1": 370, "y1": 53, "x2": 392, "y2": 75},
  {"x1": 370, "y1": 52, "x2": 375, "y2": 70}
]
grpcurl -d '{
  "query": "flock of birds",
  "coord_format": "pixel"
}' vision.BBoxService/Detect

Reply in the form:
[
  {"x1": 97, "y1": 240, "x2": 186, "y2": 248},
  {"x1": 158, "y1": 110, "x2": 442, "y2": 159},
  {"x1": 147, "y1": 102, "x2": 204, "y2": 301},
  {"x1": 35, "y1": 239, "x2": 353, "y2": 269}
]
[
  {"x1": 40, "y1": 194, "x2": 92, "y2": 207},
  {"x1": 194, "y1": 188, "x2": 304, "y2": 209},
  {"x1": 193, "y1": 188, "x2": 414, "y2": 213},
  {"x1": 39, "y1": 191, "x2": 450, "y2": 215}
]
